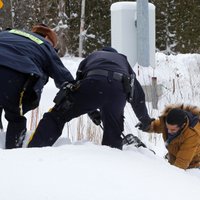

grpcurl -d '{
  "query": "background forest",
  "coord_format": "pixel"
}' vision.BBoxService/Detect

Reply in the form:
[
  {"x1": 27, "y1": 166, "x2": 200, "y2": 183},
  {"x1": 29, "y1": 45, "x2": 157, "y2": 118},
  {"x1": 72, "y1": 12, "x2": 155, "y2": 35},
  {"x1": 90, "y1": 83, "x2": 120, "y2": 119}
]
[{"x1": 0, "y1": 0, "x2": 199, "y2": 56}]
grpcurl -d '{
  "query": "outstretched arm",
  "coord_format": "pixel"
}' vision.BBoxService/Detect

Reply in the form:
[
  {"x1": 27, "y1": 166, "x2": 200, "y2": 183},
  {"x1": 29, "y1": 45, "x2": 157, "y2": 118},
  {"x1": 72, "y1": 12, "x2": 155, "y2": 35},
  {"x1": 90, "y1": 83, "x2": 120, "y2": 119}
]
[{"x1": 130, "y1": 78, "x2": 151, "y2": 123}]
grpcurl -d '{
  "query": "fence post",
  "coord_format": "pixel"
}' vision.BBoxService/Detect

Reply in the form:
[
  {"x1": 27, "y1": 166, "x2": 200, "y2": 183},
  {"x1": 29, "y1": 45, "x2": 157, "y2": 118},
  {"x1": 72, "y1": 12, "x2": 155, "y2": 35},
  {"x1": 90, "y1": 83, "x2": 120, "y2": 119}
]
[{"x1": 152, "y1": 77, "x2": 158, "y2": 109}]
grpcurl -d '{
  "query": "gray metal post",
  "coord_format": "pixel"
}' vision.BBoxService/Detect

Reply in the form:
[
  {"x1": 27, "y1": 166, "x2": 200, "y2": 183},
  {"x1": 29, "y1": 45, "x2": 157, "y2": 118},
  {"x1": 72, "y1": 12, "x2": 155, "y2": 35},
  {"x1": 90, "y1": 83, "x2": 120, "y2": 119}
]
[{"x1": 137, "y1": 0, "x2": 150, "y2": 67}]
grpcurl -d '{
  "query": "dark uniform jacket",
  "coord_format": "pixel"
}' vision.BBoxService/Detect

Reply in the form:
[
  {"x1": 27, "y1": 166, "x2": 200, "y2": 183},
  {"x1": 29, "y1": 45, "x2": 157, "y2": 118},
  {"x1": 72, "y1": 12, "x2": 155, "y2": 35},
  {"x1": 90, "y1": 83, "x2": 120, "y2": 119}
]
[
  {"x1": 149, "y1": 104, "x2": 200, "y2": 169},
  {"x1": 77, "y1": 50, "x2": 150, "y2": 124},
  {"x1": 0, "y1": 30, "x2": 74, "y2": 112}
]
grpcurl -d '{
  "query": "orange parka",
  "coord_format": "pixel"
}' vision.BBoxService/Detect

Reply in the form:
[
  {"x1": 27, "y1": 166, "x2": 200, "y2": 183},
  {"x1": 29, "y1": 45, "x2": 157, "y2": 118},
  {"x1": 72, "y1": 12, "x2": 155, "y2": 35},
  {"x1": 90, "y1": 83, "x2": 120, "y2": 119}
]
[{"x1": 149, "y1": 105, "x2": 200, "y2": 169}]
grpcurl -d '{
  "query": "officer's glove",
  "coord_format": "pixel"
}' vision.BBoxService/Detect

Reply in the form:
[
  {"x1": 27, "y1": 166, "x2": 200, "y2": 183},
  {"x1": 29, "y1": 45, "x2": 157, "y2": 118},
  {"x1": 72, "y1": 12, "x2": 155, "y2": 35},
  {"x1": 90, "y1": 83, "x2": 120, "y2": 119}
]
[
  {"x1": 54, "y1": 81, "x2": 79, "y2": 106},
  {"x1": 53, "y1": 81, "x2": 80, "y2": 111},
  {"x1": 135, "y1": 118, "x2": 155, "y2": 132},
  {"x1": 88, "y1": 110, "x2": 101, "y2": 126},
  {"x1": 54, "y1": 82, "x2": 71, "y2": 106}
]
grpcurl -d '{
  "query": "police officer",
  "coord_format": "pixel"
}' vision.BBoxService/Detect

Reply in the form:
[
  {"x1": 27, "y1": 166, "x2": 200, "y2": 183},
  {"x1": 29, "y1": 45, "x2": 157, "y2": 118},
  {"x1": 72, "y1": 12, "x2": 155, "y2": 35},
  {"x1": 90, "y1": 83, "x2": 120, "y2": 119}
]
[
  {"x1": 28, "y1": 47, "x2": 152, "y2": 149},
  {"x1": 0, "y1": 24, "x2": 74, "y2": 149}
]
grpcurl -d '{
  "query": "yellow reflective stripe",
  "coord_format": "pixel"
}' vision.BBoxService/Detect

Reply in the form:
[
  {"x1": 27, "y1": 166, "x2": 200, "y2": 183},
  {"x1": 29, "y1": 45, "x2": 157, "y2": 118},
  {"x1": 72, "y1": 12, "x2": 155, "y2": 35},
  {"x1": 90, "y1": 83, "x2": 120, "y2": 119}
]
[
  {"x1": 9, "y1": 29, "x2": 44, "y2": 45},
  {"x1": 48, "y1": 108, "x2": 53, "y2": 112},
  {"x1": 27, "y1": 131, "x2": 35, "y2": 145},
  {"x1": 27, "y1": 107, "x2": 53, "y2": 146},
  {"x1": 19, "y1": 90, "x2": 25, "y2": 116}
]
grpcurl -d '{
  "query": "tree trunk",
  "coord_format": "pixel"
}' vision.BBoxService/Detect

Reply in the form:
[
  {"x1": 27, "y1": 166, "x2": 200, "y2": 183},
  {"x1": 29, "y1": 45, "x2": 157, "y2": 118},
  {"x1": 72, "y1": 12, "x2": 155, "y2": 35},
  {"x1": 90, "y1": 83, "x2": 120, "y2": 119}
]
[{"x1": 79, "y1": 0, "x2": 86, "y2": 57}]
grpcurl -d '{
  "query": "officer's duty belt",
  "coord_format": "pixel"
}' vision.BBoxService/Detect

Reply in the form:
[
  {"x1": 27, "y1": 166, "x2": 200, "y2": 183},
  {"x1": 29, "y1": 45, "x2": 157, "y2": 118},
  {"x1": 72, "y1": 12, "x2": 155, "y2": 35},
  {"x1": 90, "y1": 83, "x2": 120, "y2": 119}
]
[{"x1": 86, "y1": 69, "x2": 124, "y2": 81}]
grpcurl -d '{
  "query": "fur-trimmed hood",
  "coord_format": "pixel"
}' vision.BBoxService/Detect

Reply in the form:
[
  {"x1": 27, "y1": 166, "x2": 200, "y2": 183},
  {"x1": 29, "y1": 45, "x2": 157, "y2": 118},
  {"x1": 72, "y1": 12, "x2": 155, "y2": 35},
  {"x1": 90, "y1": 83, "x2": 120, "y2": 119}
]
[
  {"x1": 161, "y1": 104, "x2": 200, "y2": 119},
  {"x1": 150, "y1": 104, "x2": 200, "y2": 169}
]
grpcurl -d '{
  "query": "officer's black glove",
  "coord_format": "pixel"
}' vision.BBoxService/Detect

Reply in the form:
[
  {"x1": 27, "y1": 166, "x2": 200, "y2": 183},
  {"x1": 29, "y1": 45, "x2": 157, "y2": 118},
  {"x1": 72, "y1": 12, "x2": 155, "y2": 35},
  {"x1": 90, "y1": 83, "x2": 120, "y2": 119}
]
[
  {"x1": 88, "y1": 110, "x2": 101, "y2": 126},
  {"x1": 54, "y1": 82, "x2": 71, "y2": 106},
  {"x1": 54, "y1": 81, "x2": 80, "y2": 106},
  {"x1": 53, "y1": 81, "x2": 80, "y2": 110},
  {"x1": 135, "y1": 118, "x2": 155, "y2": 131}
]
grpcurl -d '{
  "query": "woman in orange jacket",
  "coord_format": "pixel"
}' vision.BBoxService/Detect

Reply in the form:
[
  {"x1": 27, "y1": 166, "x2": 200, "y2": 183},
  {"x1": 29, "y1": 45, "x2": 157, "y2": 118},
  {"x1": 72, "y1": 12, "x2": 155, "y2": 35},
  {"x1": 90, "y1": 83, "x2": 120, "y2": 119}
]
[{"x1": 137, "y1": 104, "x2": 200, "y2": 170}]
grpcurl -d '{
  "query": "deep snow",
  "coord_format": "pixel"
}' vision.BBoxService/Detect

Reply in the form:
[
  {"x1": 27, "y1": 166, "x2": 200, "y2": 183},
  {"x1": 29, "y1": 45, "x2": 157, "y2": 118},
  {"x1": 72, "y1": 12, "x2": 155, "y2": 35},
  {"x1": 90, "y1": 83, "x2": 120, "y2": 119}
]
[{"x1": 0, "y1": 53, "x2": 200, "y2": 200}]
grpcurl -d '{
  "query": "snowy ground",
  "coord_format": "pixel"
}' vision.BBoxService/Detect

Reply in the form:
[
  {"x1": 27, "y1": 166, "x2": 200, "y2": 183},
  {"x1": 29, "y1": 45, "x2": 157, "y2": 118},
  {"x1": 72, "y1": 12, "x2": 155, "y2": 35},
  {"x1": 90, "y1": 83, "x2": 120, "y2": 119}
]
[{"x1": 0, "y1": 53, "x2": 200, "y2": 200}]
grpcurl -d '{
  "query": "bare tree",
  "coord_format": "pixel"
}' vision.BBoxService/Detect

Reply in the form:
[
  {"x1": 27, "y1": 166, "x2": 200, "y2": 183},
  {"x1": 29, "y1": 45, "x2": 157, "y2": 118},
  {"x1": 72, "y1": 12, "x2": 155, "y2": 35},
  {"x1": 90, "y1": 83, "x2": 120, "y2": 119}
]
[{"x1": 79, "y1": 0, "x2": 86, "y2": 57}]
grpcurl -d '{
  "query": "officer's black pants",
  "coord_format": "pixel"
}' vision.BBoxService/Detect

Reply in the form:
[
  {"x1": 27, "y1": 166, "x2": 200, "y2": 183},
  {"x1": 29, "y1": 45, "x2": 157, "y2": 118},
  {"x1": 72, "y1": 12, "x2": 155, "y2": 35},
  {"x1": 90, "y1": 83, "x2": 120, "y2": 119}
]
[
  {"x1": 28, "y1": 76, "x2": 127, "y2": 149},
  {"x1": 0, "y1": 66, "x2": 27, "y2": 149}
]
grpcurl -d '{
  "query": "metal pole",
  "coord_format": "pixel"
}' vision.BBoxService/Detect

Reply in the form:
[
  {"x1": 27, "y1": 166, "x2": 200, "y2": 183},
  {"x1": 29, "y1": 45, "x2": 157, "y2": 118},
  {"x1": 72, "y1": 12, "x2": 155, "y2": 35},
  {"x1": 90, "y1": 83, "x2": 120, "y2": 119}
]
[{"x1": 137, "y1": 0, "x2": 150, "y2": 67}]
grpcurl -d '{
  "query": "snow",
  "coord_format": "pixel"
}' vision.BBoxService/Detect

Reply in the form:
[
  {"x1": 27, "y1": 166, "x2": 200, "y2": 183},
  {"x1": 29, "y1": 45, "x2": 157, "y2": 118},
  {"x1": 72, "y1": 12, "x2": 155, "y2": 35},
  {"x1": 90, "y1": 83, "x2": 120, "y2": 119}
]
[{"x1": 0, "y1": 53, "x2": 200, "y2": 199}]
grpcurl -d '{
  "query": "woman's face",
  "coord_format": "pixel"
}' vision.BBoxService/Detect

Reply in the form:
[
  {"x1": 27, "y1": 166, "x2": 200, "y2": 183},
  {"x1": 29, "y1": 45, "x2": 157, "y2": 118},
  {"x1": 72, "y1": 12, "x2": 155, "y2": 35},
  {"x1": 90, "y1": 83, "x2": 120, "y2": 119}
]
[{"x1": 166, "y1": 123, "x2": 181, "y2": 134}]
